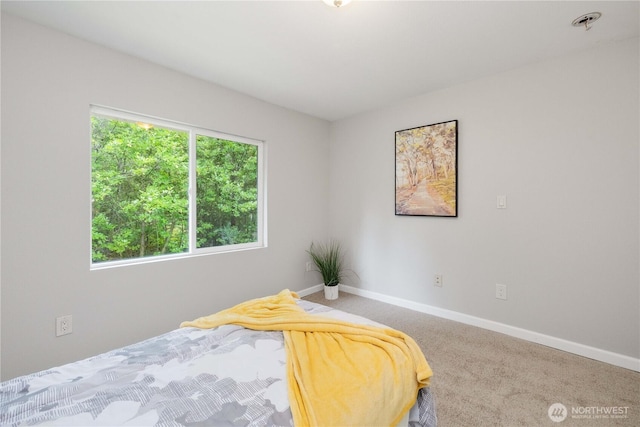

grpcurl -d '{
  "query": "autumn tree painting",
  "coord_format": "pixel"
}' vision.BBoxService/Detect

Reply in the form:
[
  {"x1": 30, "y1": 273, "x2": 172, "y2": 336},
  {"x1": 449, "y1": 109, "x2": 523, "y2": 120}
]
[{"x1": 395, "y1": 120, "x2": 457, "y2": 216}]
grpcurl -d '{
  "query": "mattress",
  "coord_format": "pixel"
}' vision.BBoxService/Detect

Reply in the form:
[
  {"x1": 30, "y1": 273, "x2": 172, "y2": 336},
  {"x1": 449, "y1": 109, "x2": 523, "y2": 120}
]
[{"x1": 0, "y1": 298, "x2": 437, "y2": 426}]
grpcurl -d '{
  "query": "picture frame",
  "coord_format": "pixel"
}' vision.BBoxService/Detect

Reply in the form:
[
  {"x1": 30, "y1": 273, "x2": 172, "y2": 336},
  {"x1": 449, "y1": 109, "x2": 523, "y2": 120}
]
[{"x1": 395, "y1": 120, "x2": 458, "y2": 217}]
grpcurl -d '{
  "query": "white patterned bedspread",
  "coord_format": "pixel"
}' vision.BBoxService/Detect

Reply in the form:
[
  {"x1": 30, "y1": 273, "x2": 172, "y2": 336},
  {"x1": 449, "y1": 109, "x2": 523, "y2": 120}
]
[{"x1": 0, "y1": 299, "x2": 436, "y2": 426}]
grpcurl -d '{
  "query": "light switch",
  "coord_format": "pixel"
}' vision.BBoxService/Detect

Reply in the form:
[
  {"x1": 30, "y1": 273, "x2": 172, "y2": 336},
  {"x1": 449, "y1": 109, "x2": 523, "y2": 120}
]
[{"x1": 497, "y1": 195, "x2": 507, "y2": 209}]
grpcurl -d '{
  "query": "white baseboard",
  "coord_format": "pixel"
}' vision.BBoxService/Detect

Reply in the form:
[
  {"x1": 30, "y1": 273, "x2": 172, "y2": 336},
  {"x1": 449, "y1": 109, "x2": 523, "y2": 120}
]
[
  {"x1": 298, "y1": 284, "x2": 640, "y2": 372},
  {"x1": 296, "y1": 284, "x2": 323, "y2": 297}
]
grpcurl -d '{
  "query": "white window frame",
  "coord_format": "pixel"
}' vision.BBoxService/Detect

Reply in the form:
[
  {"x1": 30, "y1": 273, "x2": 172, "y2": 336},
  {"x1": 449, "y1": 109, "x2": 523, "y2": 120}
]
[{"x1": 90, "y1": 105, "x2": 266, "y2": 270}]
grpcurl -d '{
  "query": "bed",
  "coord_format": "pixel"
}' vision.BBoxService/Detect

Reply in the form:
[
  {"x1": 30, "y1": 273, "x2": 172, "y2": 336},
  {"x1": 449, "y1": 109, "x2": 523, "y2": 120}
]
[{"x1": 0, "y1": 291, "x2": 437, "y2": 426}]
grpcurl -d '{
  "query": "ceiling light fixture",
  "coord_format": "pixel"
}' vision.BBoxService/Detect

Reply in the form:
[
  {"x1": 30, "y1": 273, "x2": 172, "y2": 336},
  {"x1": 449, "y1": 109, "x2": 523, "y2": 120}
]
[
  {"x1": 323, "y1": 0, "x2": 352, "y2": 8},
  {"x1": 572, "y1": 12, "x2": 602, "y2": 31}
]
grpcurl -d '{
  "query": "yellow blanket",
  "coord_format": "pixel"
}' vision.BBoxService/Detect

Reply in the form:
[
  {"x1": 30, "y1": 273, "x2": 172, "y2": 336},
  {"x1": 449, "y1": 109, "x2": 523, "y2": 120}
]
[{"x1": 181, "y1": 289, "x2": 433, "y2": 426}]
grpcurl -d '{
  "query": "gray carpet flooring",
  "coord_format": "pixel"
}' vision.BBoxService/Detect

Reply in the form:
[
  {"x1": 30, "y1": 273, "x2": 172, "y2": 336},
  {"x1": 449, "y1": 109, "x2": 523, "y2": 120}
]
[{"x1": 303, "y1": 291, "x2": 639, "y2": 426}]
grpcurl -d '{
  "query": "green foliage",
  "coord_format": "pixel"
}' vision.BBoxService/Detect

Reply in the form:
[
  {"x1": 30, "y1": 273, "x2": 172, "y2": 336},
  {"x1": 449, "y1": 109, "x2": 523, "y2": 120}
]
[
  {"x1": 196, "y1": 135, "x2": 258, "y2": 247},
  {"x1": 307, "y1": 240, "x2": 344, "y2": 286},
  {"x1": 91, "y1": 115, "x2": 259, "y2": 263}
]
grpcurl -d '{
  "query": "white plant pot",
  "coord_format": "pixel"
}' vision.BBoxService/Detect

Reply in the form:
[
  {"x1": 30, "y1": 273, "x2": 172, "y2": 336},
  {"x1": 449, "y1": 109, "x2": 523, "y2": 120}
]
[{"x1": 324, "y1": 284, "x2": 339, "y2": 300}]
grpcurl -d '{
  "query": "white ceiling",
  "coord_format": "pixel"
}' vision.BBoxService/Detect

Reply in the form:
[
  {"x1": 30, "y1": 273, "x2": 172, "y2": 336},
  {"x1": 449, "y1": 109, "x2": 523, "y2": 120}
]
[{"x1": 2, "y1": 1, "x2": 639, "y2": 121}]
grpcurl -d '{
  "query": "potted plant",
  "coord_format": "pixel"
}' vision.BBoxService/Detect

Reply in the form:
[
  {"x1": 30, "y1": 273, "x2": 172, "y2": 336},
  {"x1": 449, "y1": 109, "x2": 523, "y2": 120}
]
[{"x1": 307, "y1": 240, "x2": 344, "y2": 300}]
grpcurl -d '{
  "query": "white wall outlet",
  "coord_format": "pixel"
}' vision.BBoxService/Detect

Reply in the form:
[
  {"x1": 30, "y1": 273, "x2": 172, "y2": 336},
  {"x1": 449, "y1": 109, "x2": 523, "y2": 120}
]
[
  {"x1": 434, "y1": 274, "x2": 443, "y2": 287},
  {"x1": 56, "y1": 315, "x2": 73, "y2": 337},
  {"x1": 496, "y1": 284, "x2": 507, "y2": 300},
  {"x1": 305, "y1": 261, "x2": 314, "y2": 272},
  {"x1": 497, "y1": 195, "x2": 507, "y2": 209}
]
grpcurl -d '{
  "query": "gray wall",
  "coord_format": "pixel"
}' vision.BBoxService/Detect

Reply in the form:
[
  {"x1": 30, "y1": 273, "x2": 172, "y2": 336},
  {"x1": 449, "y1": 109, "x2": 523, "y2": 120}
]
[
  {"x1": 329, "y1": 37, "x2": 639, "y2": 360},
  {"x1": 2, "y1": 13, "x2": 639, "y2": 380},
  {"x1": 1, "y1": 14, "x2": 330, "y2": 380}
]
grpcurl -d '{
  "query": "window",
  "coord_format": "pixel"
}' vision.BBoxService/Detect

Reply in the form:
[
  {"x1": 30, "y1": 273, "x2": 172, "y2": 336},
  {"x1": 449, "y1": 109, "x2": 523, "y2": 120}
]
[{"x1": 91, "y1": 106, "x2": 265, "y2": 268}]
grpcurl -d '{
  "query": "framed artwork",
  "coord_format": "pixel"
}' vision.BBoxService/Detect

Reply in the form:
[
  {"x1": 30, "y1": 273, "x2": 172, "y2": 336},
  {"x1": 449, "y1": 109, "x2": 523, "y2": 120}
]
[{"x1": 395, "y1": 120, "x2": 458, "y2": 217}]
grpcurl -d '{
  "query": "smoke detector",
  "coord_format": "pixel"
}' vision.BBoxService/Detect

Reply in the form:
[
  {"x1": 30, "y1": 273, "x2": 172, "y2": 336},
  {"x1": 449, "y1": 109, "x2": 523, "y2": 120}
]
[{"x1": 572, "y1": 12, "x2": 602, "y2": 31}]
